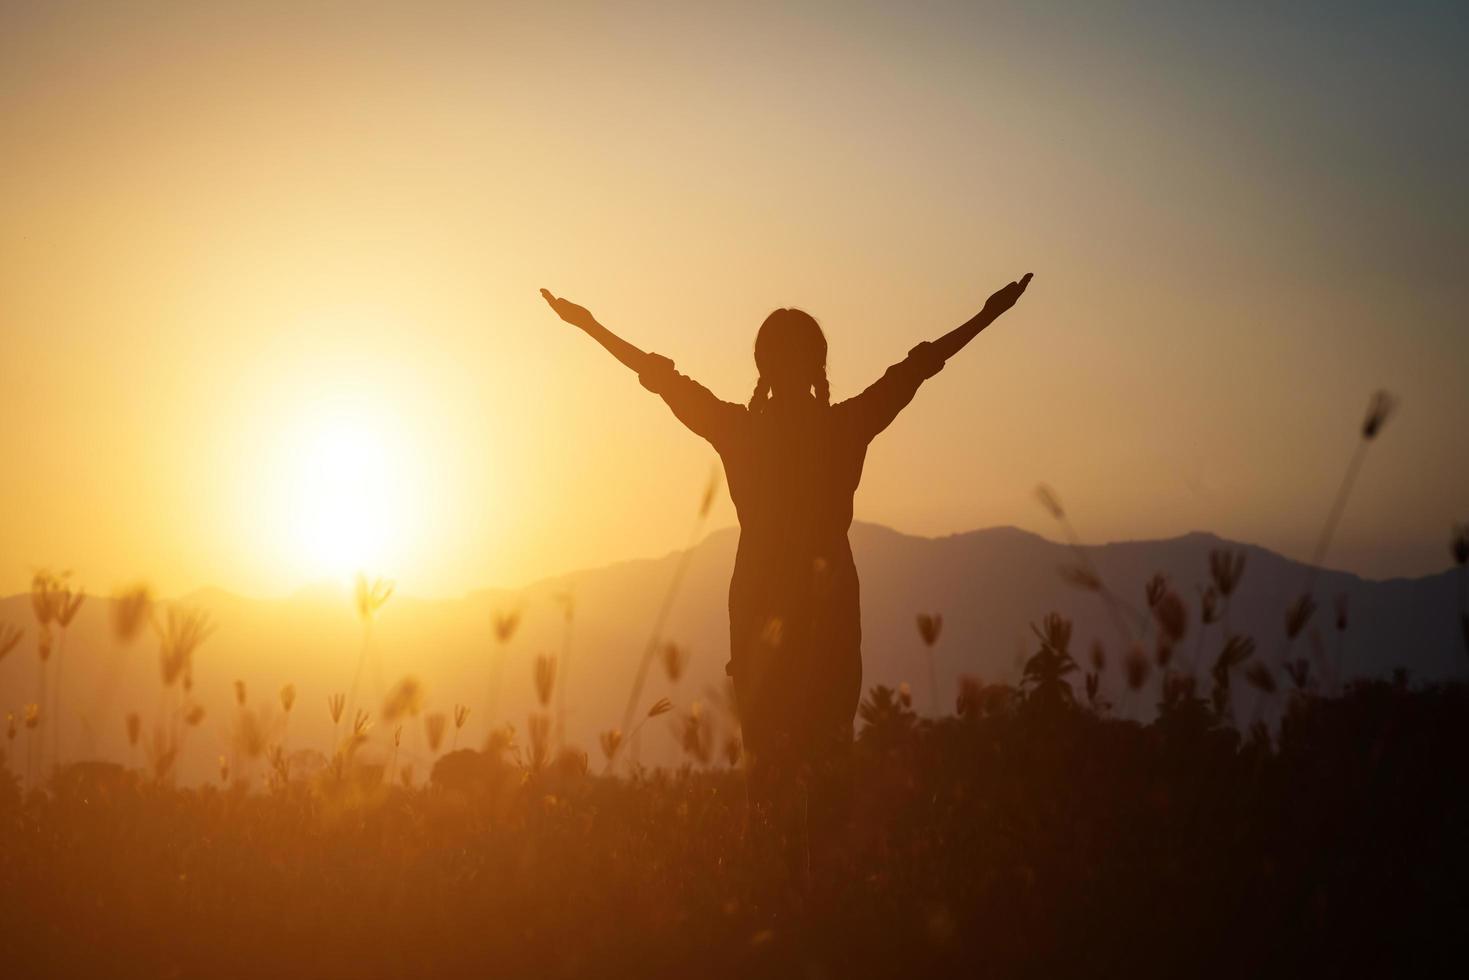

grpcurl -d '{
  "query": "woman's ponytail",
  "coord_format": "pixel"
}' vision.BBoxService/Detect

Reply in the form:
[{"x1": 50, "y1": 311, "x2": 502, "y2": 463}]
[{"x1": 749, "y1": 376, "x2": 771, "y2": 413}]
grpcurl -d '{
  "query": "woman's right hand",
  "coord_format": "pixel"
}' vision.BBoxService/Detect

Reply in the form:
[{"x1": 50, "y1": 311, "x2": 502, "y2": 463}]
[{"x1": 540, "y1": 288, "x2": 598, "y2": 331}]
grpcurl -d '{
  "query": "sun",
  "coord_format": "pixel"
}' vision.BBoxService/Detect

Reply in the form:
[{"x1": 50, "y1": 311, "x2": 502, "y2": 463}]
[{"x1": 275, "y1": 408, "x2": 413, "y2": 581}]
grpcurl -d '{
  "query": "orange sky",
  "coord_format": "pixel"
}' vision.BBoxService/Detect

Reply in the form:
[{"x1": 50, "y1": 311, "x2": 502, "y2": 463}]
[{"x1": 2, "y1": 1, "x2": 1465, "y2": 598}]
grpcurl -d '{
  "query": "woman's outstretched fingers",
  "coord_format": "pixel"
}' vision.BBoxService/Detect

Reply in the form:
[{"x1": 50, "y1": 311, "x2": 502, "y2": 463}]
[{"x1": 1019, "y1": 272, "x2": 1033, "y2": 290}]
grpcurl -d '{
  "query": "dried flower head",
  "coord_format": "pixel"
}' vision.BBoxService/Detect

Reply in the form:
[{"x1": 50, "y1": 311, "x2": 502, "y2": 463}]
[
  {"x1": 661, "y1": 642, "x2": 688, "y2": 683},
  {"x1": 916, "y1": 613, "x2": 943, "y2": 648},
  {"x1": 1198, "y1": 586, "x2": 1220, "y2": 625},
  {"x1": 125, "y1": 712, "x2": 141, "y2": 747},
  {"x1": 1285, "y1": 593, "x2": 1317, "y2": 640},
  {"x1": 1284, "y1": 658, "x2": 1310, "y2": 690},
  {"x1": 1153, "y1": 590, "x2": 1188, "y2": 644},
  {"x1": 1144, "y1": 573, "x2": 1167, "y2": 609},
  {"x1": 382, "y1": 676, "x2": 425, "y2": 723},
  {"x1": 1361, "y1": 390, "x2": 1396, "y2": 439},
  {"x1": 1213, "y1": 633, "x2": 1257, "y2": 681},
  {"x1": 157, "y1": 606, "x2": 214, "y2": 688},
  {"x1": 453, "y1": 703, "x2": 470, "y2": 730},
  {"x1": 280, "y1": 684, "x2": 296, "y2": 713},
  {"x1": 647, "y1": 697, "x2": 673, "y2": 719},
  {"x1": 699, "y1": 467, "x2": 721, "y2": 518},
  {"x1": 599, "y1": 728, "x2": 623, "y2": 761},
  {"x1": 1034, "y1": 483, "x2": 1065, "y2": 520},
  {"x1": 1058, "y1": 563, "x2": 1101, "y2": 591},
  {"x1": 352, "y1": 709, "x2": 372, "y2": 737},
  {"x1": 110, "y1": 583, "x2": 154, "y2": 643},
  {"x1": 234, "y1": 680, "x2": 247, "y2": 707},
  {"x1": 1244, "y1": 661, "x2": 1277, "y2": 694},
  {"x1": 5, "y1": 712, "x2": 15, "y2": 741},
  {"x1": 327, "y1": 692, "x2": 346, "y2": 725},
  {"x1": 1039, "y1": 612, "x2": 1072, "y2": 655},
  {"x1": 493, "y1": 608, "x2": 522, "y2": 644},
  {"x1": 354, "y1": 574, "x2": 395, "y2": 623},
  {"x1": 24, "y1": 703, "x2": 41, "y2": 729},
  {"x1": 0, "y1": 622, "x2": 23, "y2": 662},
  {"x1": 1209, "y1": 549, "x2": 1246, "y2": 598},
  {"x1": 184, "y1": 704, "x2": 206, "y2": 727}
]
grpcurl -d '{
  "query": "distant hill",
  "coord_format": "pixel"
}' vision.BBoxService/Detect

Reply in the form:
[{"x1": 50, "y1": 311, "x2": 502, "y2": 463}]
[{"x1": 1, "y1": 523, "x2": 1462, "y2": 782}]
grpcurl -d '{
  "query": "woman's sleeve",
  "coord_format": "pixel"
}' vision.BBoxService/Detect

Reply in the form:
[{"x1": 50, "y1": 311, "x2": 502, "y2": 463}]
[
  {"x1": 836, "y1": 340, "x2": 946, "y2": 443},
  {"x1": 638, "y1": 353, "x2": 744, "y2": 450}
]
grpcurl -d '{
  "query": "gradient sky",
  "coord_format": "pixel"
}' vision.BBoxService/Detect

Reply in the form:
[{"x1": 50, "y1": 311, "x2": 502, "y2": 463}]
[{"x1": 2, "y1": 0, "x2": 1465, "y2": 598}]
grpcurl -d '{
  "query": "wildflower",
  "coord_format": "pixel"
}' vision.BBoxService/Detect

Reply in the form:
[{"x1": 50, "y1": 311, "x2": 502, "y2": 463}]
[
  {"x1": 454, "y1": 704, "x2": 470, "y2": 730},
  {"x1": 1209, "y1": 549, "x2": 1246, "y2": 598},
  {"x1": 327, "y1": 694, "x2": 345, "y2": 725},
  {"x1": 352, "y1": 709, "x2": 372, "y2": 737},
  {"x1": 184, "y1": 704, "x2": 206, "y2": 727},
  {"x1": 280, "y1": 684, "x2": 296, "y2": 713},
  {"x1": 647, "y1": 697, "x2": 673, "y2": 719},
  {"x1": 1361, "y1": 390, "x2": 1396, "y2": 439},
  {"x1": 1285, "y1": 593, "x2": 1317, "y2": 639}
]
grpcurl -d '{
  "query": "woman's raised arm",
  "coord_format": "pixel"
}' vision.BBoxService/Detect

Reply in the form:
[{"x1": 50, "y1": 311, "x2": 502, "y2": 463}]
[
  {"x1": 928, "y1": 272, "x2": 1033, "y2": 363},
  {"x1": 540, "y1": 288, "x2": 653, "y2": 374},
  {"x1": 539, "y1": 288, "x2": 743, "y2": 449}
]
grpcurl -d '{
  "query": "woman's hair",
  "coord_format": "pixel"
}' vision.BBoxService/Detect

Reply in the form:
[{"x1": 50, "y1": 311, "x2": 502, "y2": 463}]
[{"x1": 749, "y1": 308, "x2": 829, "y2": 413}]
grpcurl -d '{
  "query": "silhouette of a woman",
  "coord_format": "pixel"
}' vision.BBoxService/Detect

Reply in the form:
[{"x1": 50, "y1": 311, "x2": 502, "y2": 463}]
[{"x1": 541, "y1": 273, "x2": 1032, "y2": 877}]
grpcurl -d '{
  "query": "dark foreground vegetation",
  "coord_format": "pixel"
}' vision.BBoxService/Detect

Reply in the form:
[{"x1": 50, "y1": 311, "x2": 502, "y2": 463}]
[{"x1": 2, "y1": 674, "x2": 1465, "y2": 979}]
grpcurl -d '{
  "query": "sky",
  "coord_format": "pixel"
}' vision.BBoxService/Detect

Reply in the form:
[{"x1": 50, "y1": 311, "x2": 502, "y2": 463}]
[{"x1": 1, "y1": 0, "x2": 1465, "y2": 599}]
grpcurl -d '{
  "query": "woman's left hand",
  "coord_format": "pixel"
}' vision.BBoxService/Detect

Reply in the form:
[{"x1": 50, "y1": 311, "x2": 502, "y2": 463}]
[{"x1": 983, "y1": 273, "x2": 1033, "y2": 317}]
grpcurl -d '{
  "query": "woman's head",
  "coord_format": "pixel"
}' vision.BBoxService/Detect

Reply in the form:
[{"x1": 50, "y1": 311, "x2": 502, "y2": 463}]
[{"x1": 750, "y1": 308, "x2": 829, "y2": 412}]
